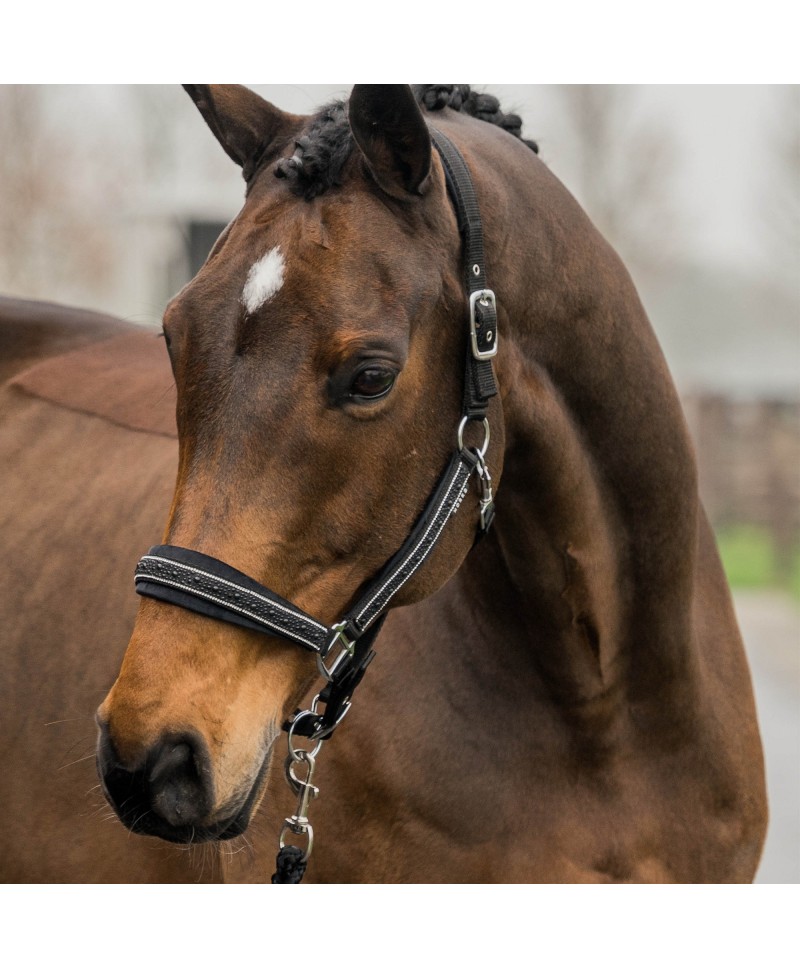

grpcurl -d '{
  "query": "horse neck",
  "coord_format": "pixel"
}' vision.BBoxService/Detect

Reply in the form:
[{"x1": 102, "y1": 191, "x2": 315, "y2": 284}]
[{"x1": 454, "y1": 151, "x2": 702, "y2": 736}]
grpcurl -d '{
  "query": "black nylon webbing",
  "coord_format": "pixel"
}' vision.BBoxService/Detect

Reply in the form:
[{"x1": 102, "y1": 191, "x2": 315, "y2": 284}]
[
  {"x1": 431, "y1": 128, "x2": 498, "y2": 417},
  {"x1": 431, "y1": 129, "x2": 487, "y2": 287},
  {"x1": 135, "y1": 547, "x2": 329, "y2": 652},
  {"x1": 346, "y1": 450, "x2": 477, "y2": 633}
]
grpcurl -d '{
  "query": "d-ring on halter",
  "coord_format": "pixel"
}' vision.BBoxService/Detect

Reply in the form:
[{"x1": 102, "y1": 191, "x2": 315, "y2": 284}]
[
  {"x1": 457, "y1": 415, "x2": 490, "y2": 456},
  {"x1": 132, "y1": 127, "x2": 499, "y2": 882}
]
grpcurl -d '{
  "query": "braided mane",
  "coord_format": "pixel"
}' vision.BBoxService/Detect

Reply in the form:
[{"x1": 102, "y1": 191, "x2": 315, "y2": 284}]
[{"x1": 274, "y1": 85, "x2": 538, "y2": 200}]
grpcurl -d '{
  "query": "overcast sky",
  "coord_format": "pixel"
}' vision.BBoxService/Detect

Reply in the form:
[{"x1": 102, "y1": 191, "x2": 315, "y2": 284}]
[
  {"x1": 25, "y1": 83, "x2": 795, "y2": 284},
  {"x1": 6, "y1": 81, "x2": 797, "y2": 394}
]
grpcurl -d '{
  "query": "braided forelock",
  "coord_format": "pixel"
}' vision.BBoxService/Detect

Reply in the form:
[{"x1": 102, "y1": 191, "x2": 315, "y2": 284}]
[{"x1": 274, "y1": 99, "x2": 352, "y2": 200}]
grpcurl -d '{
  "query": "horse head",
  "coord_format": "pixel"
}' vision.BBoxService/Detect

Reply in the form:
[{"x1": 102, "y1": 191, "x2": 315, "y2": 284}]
[{"x1": 96, "y1": 85, "x2": 506, "y2": 843}]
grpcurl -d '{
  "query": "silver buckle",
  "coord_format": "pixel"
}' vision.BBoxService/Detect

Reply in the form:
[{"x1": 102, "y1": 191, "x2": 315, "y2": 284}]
[
  {"x1": 316, "y1": 621, "x2": 355, "y2": 682},
  {"x1": 469, "y1": 289, "x2": 498, "y2": 360}
]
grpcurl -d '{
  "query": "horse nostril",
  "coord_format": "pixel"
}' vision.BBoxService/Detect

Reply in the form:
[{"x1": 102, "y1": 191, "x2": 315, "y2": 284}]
[
  {"x1": 148, "y1": 741, "x2": 194, "y2": 786},
  {"x1": 146, "y1": 735, "x2": 211, "y2": 828},
  {"x1": 97, "y1": 727, "x2": 213, "y2": 835}
]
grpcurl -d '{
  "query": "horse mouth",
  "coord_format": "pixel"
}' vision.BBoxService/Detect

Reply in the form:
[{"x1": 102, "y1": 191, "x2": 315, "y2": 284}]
[{"x1": 123, "y1": 810, "x2": 249, "y2": 844}]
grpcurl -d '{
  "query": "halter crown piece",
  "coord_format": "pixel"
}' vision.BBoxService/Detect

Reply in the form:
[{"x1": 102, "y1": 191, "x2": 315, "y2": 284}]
[{"x1": 133, "y1": 129, "x2": 499, "y2": 882}]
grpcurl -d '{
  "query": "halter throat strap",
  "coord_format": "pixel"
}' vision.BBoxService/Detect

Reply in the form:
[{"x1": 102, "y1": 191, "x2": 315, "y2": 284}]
[{"x1": 133, "y1": 127, "x2": 498, "y2": 741}]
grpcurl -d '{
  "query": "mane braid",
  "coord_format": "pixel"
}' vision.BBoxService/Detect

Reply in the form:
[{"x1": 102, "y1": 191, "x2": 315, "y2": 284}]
[
  {"x1": 413, "y1": 85, "x2": 539, "y2": 154},
  {"x1": 274, "y1": 85, "x2": 539, "y2": 199}
]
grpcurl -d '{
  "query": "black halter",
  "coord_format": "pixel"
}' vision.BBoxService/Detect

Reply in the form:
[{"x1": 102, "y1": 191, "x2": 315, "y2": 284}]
[{"x1": 133, "y1": 128, "x2": 499, "y2": 742}]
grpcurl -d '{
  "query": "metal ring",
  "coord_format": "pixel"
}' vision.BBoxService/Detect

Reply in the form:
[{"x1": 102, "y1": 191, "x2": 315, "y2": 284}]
[
  {"x1": 457, "y1": 416, "x2": 490, "y2": 458},
  {"x1": 287, "y1": 750, "x2": 315, "y2": 787},
  {"x1": 306, "y1": 692, "x2": 352, "y2": 740},
  {"x1": 287, "y1": 711, "x2": 324, "y2": 760}
]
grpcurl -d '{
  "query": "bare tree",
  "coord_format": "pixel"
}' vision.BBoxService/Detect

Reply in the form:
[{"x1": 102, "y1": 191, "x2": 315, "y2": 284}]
[
  {"x1": 0, "y1": 86, "x2": 121, "y2": 305},
  {"x1": 761, "y1": 85, "x2": 800, "y2": 581},
  {"x1": 762, "y1": 85, "x2": 800, "y2": 293},
  {"x1": 550, "y1": 85, "x2": 678, "y2": 284}
]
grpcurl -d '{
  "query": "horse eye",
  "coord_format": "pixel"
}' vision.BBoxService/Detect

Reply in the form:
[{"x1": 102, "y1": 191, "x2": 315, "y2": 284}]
[{"x1": 349, "y1": 365, "x2": 396, "y2": 401}]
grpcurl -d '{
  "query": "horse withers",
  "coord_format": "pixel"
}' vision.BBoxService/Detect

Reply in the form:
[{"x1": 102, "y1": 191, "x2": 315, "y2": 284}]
[{"x1": 1, "y1": 85, "x2": 767, "y2": 882}]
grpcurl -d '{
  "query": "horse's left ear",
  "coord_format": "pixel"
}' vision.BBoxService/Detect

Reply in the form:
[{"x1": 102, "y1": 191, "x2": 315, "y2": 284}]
[{"x1": 349, "y1": 85, "x2": 432, "y2": 198}]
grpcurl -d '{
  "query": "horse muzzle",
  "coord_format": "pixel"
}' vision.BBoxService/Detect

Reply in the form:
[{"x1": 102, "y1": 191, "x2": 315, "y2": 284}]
[{"x1": 95, "y1": 722, "x2": 264, "y2": 844}]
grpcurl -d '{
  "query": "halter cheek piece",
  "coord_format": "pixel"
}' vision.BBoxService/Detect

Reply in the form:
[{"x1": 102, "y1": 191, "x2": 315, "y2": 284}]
[{"x1": 132, "y1": 129, "x2": 499, "y2": 880}]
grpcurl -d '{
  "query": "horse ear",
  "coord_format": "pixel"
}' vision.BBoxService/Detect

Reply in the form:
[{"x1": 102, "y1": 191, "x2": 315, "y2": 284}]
[
  {"x1": 183, "y1": 85, "x2": 301, "y2": 179},
  {"x1": 349, "y1": 85, "x2": 432, "y2": 198}
]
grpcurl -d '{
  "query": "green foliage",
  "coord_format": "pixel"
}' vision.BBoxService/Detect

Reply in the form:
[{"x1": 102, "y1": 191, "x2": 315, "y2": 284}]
[{"x1": 716, "y1": 525, "x2": 800, "y2": 600}]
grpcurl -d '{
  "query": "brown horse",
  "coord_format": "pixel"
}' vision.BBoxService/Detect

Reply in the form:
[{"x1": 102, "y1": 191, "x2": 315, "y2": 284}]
[{"x1": 0, "y1": 85, "x2": 766, "y2": 883}]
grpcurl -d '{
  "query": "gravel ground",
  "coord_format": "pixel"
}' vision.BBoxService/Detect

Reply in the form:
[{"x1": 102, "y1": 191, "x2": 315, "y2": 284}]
[{"x1": 733, "y1": 590, "x2": 800, "y2": 884}]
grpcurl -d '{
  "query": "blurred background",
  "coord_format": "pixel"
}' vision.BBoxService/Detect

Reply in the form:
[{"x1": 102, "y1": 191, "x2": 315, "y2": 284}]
[{"x1": 1, "y1": 84, "x2": 797, "y2": 882}]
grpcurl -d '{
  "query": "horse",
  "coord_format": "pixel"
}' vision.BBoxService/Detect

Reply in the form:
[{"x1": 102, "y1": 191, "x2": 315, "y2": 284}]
[{"x1": 0, "y1": 84, "x2": 767, "y2": 883}]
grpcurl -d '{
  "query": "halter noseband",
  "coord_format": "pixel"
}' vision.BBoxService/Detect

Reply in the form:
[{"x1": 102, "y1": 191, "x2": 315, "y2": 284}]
[{"x1": 132, "y1": 129, "x2": 499, "y2": 878}]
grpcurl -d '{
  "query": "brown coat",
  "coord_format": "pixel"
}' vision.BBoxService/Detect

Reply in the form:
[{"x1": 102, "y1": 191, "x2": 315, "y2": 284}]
[{"x1": 0, "y1": 85, "x2": 768, "y2": 883}]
